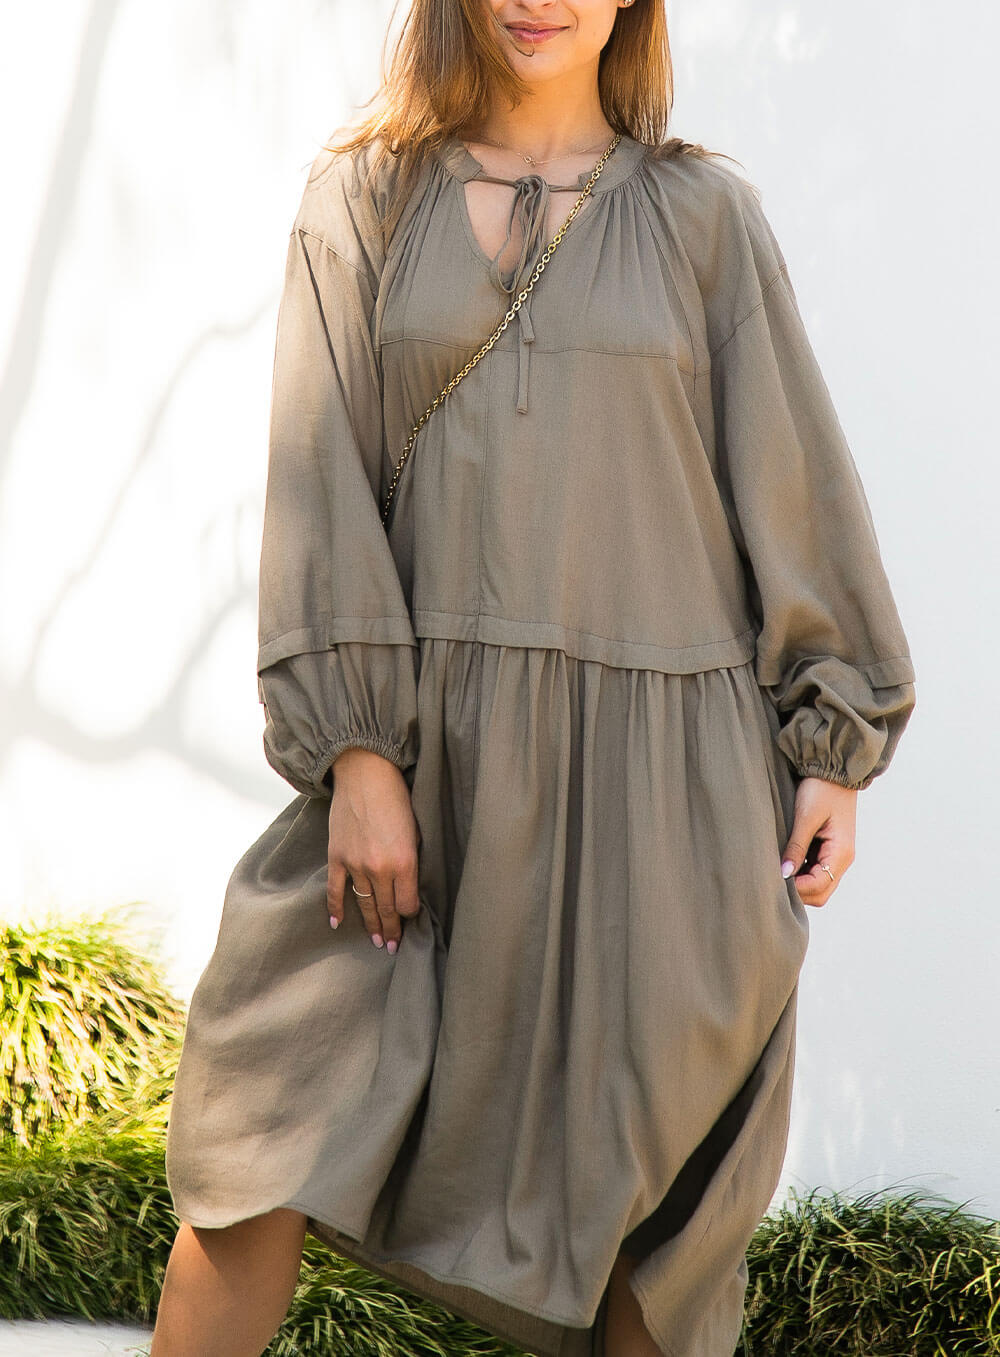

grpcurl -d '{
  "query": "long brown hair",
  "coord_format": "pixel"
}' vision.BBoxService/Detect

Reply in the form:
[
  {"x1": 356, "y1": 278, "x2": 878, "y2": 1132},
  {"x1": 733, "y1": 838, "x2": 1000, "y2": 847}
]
[{"x1": 320, "y1": 0, "x2": 746, "y2": 248}]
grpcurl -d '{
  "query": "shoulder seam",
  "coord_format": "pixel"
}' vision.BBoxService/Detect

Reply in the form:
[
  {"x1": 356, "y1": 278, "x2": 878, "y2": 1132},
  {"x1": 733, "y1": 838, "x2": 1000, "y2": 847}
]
[
  {"x1": 289, "y1": 227, "x2": 379, "y2": 390},
  {"x1": 294, "y1": 225, "x2": 365, "y2": 277},
  {"x1": 708, "y1": 265, "x2": 788, "y2": 359}
]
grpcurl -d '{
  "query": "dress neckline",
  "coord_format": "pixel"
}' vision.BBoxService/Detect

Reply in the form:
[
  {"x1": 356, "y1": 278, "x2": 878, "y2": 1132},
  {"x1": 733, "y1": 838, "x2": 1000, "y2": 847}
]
[{"x1": 434, "y1": 130, "x2": 649, "y2": 196}]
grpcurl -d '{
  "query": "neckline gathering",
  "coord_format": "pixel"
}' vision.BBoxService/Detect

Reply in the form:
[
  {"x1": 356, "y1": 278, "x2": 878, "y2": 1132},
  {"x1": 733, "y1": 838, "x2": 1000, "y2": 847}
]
[
  {"x1": 430, "y1": 131, "x2": 651, "y2": 416},
  {"x1": 434, "y1": 130, "x2": 651, "y2": 195}
]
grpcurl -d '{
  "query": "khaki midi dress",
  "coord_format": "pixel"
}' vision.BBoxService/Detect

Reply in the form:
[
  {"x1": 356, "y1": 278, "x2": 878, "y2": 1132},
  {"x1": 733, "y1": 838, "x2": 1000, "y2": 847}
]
[{"x1": 164, "y1": 131, "x2": 917, "y2": 1357}]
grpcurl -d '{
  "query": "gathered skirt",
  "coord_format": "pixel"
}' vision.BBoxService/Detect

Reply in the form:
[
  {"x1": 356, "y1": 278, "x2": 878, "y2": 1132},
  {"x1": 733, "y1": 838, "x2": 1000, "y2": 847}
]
[{"x1": 164, "y1": 639, "x2": 810, "y2": 1357}]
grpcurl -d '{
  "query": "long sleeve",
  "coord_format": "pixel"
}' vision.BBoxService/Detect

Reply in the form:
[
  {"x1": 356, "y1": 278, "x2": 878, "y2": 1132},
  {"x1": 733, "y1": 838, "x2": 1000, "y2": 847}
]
[
  {"x1": 256, "y1": 146, "x2": 420, "y2": 799},
  {"x1": 708, "y1": 179, "x2": 916, "y2": 791}
]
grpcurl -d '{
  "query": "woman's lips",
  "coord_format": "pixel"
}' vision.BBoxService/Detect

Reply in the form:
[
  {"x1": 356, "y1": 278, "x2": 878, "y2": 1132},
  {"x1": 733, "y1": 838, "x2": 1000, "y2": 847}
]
[{"x1": 506, "y1": 24, "x2": 565, "y2": 43}]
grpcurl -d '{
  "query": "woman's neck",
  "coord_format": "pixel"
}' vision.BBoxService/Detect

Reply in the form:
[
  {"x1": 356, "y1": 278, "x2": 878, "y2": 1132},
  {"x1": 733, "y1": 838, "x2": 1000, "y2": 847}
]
[{"x1": 460, "y1": 78, "x2": 614, "y2": 164}]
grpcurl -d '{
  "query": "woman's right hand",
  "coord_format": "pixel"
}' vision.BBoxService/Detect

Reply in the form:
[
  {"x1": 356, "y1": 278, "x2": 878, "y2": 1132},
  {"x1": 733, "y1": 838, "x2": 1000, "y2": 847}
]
[{"x1": 326, "y1": 747, "x2": 421, "y2": 953}]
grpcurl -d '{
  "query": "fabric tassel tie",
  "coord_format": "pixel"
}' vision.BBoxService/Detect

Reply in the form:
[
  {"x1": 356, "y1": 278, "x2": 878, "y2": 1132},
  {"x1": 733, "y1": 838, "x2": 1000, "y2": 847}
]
[{"x1": 477, "y1": 170, "x2": 553, "y2": 414}]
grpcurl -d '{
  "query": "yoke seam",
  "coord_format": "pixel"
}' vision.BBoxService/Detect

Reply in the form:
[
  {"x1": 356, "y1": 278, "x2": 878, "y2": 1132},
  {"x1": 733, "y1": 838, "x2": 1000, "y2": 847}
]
[{"x1": 380, "y1": 333, "x2": 694, "y2": 374}]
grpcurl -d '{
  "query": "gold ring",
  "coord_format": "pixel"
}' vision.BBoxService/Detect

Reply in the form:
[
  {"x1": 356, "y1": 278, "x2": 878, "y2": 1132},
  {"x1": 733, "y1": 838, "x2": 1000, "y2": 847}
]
[
  {"x1": 819, "y1": 863, "x2": 835, "y2": 883},
  {"x1": 351, "y1": 882, "x2": 374, "y2": 898}
]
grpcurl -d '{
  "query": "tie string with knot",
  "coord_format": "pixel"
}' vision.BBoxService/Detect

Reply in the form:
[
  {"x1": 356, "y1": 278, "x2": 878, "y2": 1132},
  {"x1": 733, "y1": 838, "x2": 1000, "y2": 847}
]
[{"x1": 471, "y1": 168, "x2": 585, "y2": 414}]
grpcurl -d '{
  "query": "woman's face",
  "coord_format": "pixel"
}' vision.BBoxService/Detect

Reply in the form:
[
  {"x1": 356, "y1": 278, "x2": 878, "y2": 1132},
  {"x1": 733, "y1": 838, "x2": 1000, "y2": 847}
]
[{"x1": 484, "y1": 1, "x2": 627, "y2": 82}]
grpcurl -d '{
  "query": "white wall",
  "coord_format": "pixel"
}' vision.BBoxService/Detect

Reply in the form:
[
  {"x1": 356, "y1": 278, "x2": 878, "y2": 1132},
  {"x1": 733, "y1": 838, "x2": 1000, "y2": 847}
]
[{"x1": 2, "y1": 2, "x2": 996, "y2": 1221}]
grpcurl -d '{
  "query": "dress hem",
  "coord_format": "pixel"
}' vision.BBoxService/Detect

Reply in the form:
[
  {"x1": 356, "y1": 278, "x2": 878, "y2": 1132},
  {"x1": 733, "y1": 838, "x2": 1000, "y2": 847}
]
[
  {"x1": 630, "y1": 1273, "x2": 683, "y2": 1357},
  {"x1": 287, "y1": 1199, "x2": 604, "y2": 1332},
  {"x1": 170, "y1": 1195, "x2": 612, "y2": 1342}
]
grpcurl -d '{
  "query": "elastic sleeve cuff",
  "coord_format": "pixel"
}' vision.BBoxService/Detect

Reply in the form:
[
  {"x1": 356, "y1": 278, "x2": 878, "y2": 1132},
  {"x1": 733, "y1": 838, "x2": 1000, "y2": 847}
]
[
  {"x1": 311, "y1": 731, "x2": 409, "y2": 796},
  {"x1": 258, "y1": 642, "x2": 419, "y2": 799},
  {"x1": 791, "y1": 761, "x2": 877, "y2": 792},
  {"x1": 769, "y1": 655, "x2": 916, "y2": 794}
]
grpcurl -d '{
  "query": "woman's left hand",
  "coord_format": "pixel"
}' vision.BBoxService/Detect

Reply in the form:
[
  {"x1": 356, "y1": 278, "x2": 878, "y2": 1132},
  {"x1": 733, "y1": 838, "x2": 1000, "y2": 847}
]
[{"x1": 780, "y1": 776, "x2": 858, "y2": 907}]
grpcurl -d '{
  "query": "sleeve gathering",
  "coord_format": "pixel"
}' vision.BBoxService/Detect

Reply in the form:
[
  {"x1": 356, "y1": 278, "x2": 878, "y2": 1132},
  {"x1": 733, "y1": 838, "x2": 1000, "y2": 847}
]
[
  {"x1": 708, "y1": 179, "x2": 916, "y2": 791},
  {"x1": 259, "y1": 643, "x2": 419, "y2": 800},
  {"x1": 255, "y1": 148, "x2": 420, "y2": 799}
]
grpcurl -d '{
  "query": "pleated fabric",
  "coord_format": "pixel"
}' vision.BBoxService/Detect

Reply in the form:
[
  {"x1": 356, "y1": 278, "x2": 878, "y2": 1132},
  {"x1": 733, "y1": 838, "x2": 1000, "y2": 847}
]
[{"x1": 168, "y1": 640, "x2": 813, "y2": 1356}]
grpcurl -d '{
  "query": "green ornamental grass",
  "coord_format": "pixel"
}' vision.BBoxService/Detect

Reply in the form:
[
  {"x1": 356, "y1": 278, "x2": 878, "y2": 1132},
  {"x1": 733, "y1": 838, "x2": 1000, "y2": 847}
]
[
  {"x1": 739, "y1": 1183, "x2": 1000, "y2": 1356},
  {"x1": 0, "y1": 1120, "x2": 173, "y2": 1323},
  {"x1": 0, "y1": 912, "x2": 185, "y2": 1144}
]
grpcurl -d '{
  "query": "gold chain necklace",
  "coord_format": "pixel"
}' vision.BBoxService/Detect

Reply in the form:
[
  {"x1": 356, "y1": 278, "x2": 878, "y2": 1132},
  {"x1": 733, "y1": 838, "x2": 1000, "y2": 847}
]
[{"x1": 466, "y1": 131, "x2": 612, "y2": 168}]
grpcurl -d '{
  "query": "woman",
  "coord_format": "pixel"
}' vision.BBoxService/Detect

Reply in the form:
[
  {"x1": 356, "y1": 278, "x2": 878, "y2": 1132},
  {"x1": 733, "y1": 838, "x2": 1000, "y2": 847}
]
[{"x1": 157, "y1": 1, "x2": 917, "y2": 1355}]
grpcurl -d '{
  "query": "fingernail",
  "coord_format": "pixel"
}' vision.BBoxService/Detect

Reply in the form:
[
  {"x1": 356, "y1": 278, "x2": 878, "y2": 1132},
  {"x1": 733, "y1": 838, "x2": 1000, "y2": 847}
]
[
  {"x1": 386, "y1": 939, "x2": 398, "y2": 955},
  {"x1": 781, "y1": 860, "x2": 796, "y2": 879},
  {"x1": 329, "y1": 915, "x2": 339, "y2": 928},
  {"x1": 372, "y1": 933, "x2": 384, "y2": 948}
]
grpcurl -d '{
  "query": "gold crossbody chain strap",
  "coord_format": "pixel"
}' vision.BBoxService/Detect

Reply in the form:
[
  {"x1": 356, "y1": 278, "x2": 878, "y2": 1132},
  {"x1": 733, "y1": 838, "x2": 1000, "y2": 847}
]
[{"x1": 380, "y1": 131, "x2": 623, "y2": 526}]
